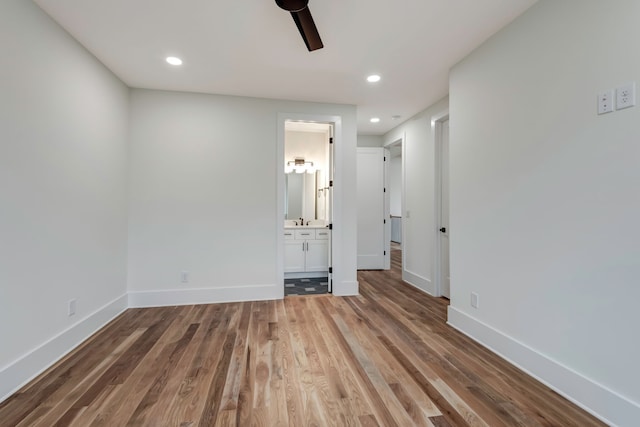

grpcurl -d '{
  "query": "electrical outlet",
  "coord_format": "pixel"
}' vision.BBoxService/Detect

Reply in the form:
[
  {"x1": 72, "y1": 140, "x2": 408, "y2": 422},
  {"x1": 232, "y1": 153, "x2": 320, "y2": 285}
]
[
  {"x1": 181, "y1": 271, "x2": 189, "y2": 283},
  {"x1": 68, "y1": 299, "x2": 77, "y2": 316},
  {"x1": 597, "y1": 90, "x2": 614, "y2": 114},
  {"x1": 616, "y1": 82, "x2": 636, "y2": 110},
  {"x1": 470, "y1": 292, "x2": 479, "y2": 309}
]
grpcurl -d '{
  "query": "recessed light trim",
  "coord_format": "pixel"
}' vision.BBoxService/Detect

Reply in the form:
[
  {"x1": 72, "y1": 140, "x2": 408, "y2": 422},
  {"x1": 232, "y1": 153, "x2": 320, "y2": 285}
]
[
  {"x1": 370, "y1": 117, "x2": 381, "y2": 123},
  {"x1": 367, "y1": 74, "x2": 381, "y2": 83},
  {"x1": 166, "y1": 56, "x2": 183, "y2": 66}
]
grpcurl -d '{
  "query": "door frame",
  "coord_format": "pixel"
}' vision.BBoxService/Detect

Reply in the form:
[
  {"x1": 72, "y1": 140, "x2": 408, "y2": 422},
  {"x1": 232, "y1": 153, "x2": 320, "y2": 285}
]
[
  {"x1": 432, "y1": 110, "x2": 450, "y2": 298},
  {"x1": 277, "y1": 113, "x2": 341, "y2": 298},
  {"x1": 383, "y1": 134, "x2": 405, "y2": 276},
  {"x1": 383, "y1": 147, "x2": 391, "y2": 270}
]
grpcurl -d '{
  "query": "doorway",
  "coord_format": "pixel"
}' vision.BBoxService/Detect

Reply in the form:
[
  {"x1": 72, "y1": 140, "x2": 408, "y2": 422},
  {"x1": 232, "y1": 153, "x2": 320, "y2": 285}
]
[
  {"x1": 386, "y1": 138, "x2": 404, "y2": 272},
  {"x1": 282, "y1": 121, "x2": 333, "y2": 296}
]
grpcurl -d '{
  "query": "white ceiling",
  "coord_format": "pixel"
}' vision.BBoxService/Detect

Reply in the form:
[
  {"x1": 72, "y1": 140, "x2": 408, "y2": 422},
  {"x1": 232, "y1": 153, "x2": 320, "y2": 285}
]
[{"x1": 33, "y1": 0, "x2": 537, "y2": 135}]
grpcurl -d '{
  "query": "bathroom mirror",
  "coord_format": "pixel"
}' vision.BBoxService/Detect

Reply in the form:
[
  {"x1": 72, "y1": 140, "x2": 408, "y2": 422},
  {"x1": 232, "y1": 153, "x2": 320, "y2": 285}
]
[{"x1": 285, "y1": 172, "x2": 317, "y2": 220}]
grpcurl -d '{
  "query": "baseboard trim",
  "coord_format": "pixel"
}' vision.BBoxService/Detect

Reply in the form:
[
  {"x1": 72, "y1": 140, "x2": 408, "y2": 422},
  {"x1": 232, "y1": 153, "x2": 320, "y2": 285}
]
[
  {"x1": 0, "y1": 293, "x2": 128, "y2": 404},
  {"x1": 402, "y1": 269, "x2": 435, "y2": 295},
  {"x1": 447, "y1": 306, "x2": 639, "y2": 427},
  {"x1": 333, "y1": 280, "x2": 359, "y2": 296},
  {"x1": 128, "y1": 284, "x2": 280, "y2": 308}
]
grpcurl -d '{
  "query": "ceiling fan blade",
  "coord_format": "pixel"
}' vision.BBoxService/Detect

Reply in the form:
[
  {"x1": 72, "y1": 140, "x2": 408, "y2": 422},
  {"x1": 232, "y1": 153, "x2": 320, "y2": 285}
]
[{"x1": 290, "y1": 6, "x2": 323, "y2": 51}]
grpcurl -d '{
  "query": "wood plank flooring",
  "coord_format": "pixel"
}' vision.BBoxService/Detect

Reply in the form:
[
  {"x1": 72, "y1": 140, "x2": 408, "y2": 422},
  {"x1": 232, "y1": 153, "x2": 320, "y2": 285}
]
[{"x1": 0, "y1": 250, "x2": 606, "y2": 426}]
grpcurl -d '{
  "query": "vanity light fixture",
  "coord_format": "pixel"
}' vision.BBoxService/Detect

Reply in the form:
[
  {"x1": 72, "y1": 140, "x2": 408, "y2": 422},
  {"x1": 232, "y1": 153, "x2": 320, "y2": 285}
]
[
  {"x1": 367, "y1": 74, "x2": 381, "y2": 83},
  {"x1": 285, "y1": 157, "x2": 315, "y2": 174},
  {"x1": 166, "y1": 56, "x2": 183, "y2": 66}
]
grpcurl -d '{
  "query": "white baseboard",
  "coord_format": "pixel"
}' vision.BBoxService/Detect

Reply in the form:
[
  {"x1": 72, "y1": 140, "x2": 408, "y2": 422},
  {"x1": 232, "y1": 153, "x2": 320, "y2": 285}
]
[
  {"x1": 128, "y1": 284, "x2": 280, "y2": 308},
  {"x1": 447, "y1": 306, "x2": 639, "y2": 427},
  {"x1": 403, "y1": 269, "x2": 435, "y2": 295},
  {"x1": 0, "y1": 293, "x2": 128, "y2": 404},
  {"x1": 333, "y1": 280, "x2": 359, "y2": 296}
]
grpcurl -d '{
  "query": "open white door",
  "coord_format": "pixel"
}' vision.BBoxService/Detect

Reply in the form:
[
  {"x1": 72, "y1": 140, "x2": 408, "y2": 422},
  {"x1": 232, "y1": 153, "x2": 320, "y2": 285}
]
[
  {"x1": 439, "y1": 120, "x2": 451, "y2": 298},
  {"x1": 327, "y1": 128, "x2": 334, "y2": 292},
  {"x1": 357, "y1": 148, "x2": 385, "y2": 269}
]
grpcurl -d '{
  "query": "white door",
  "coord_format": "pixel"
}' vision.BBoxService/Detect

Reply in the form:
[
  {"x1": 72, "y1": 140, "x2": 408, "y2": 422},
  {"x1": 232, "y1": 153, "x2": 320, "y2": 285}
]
[
  {"x1": 357, "y1": 148, "x2": 385, "y2": 269},
  {"x1": 440, "y1": 120, "x2": 451, "y2": 298}
]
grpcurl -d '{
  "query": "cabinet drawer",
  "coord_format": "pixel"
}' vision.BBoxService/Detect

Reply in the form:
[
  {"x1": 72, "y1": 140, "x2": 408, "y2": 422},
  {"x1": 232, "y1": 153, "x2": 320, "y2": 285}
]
[
  {"x1": 294, "y1": 229, "x2": 314, "y2": 240},
  {"x1": 284, "y1": 230, "x2": 295, "y2": 240},
  {"x1": 315, "y1": 229, "x2": 330, "y2": 240}
]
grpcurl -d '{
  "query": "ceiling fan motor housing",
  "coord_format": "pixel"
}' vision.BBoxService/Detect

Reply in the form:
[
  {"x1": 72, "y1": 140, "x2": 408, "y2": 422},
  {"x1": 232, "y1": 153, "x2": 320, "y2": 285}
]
[{"x1": 276, "y1": 0, "x2": 309, "y2": 12}]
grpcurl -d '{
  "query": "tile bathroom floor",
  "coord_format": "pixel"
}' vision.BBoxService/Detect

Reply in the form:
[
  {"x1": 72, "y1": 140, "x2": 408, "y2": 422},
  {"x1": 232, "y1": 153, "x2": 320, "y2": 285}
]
[{"x1": 284, "y1": 277, "x2": 329, "y2": 296}]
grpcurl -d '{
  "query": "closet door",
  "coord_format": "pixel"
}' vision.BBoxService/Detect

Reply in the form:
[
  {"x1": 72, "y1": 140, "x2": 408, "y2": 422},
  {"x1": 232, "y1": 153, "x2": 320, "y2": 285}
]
[{"x1": 356, "y1": 148, "x2": 385, "y2": 269}]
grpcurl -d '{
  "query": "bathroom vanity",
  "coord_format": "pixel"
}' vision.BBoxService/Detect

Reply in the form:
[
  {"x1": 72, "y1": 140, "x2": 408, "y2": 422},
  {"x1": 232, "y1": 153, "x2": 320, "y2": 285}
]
[{"x1": 284, "y1": 226, "x2": 330, "y2": 278}]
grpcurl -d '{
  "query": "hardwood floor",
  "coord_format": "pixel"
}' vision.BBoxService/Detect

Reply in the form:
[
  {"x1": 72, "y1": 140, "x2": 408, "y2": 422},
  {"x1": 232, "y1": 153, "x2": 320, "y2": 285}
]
[{"x1": 0, "y1": 250, "x2": 605, "y2": 426}]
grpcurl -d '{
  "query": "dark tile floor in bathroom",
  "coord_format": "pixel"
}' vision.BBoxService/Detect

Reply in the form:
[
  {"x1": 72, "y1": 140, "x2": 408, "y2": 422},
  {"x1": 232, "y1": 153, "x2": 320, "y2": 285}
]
[{"x1": 284, "y1": 277, "x2": 329, "y2": 296}]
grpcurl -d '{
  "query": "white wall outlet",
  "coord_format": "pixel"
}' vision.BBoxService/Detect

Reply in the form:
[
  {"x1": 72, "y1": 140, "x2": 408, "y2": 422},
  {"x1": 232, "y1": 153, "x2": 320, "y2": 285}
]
[
  {"x1": 471, "y1": 292, "x2": 479, "y2": 309},
  {"x1": 597, "y1": 90, "x2": 614, "y2": 115},
  {"x1": 68, "y1": 299, "x2": 77, "y2": 316},
  {"x1": 181, "y1": 271, "x2": 189, "y2": 283},
  {"x1": 616, "y1": 82, "x2": 636, "y2": 110}
]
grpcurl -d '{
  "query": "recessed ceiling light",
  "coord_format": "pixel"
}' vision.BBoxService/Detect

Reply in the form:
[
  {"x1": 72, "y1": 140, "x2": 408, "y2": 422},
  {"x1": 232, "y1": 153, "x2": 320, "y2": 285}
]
[
  {"x1": 366, "y1": 74, "x2": 381, "y2": 83},
  {"x1": 166, "y1": 56, "x2": 183, "y2": 66},
  {"x1": 370, "y1": 117, "x2": 380, "y2": 123},
  {"x1": 391, "y1": 115, "x2": 402, "y2": 120}
]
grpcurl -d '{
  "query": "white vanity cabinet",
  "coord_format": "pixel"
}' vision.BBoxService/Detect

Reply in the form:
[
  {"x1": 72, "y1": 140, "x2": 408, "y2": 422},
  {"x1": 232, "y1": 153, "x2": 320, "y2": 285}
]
[{"x1": 284, "y1": 228, "x2": 330, "y2": 275}]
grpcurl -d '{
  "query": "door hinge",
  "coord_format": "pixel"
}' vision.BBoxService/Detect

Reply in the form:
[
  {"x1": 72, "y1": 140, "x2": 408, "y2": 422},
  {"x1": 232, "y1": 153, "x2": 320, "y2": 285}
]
[
  {"x1": 328, "y1": 223, "x2": 333, "y2": 230},
  {"x1": 383, "y1": 219, "x2": 386, "y2": 224},
  {"x1": 384, "y1": 187, "x2": 386, "y2": 192},
  {"x1": 329, "y1": 180, "x2": 333, "y2": 187},
  {"x1": 329, "y1": 267, "x2": 333, "y2": 273},
  {"x1": 384, "y1": 156, "x2": 386, "y2": 161},
  {"x1": 329, "y1": 137, "x2": 334, "y2": 144},
  {"x1": 384, "y1": 251, "x2": 386, "y2": 255}
]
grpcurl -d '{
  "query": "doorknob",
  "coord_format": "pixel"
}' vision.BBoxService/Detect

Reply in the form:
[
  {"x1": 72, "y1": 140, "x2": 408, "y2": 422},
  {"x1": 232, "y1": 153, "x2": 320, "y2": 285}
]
[{"x1": 440, "y1": 227, "x2": 446, "y2": 233}]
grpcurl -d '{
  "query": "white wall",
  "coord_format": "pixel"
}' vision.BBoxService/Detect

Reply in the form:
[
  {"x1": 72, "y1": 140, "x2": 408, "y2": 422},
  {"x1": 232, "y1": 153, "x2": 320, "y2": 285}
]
[
  {"x1": 0, "y1": 0, "x2": 129, "y2": 401},
  {"x1": 449, "y1": 1, "x2": 640, "y2": 425},
  {"x1": 127, "y1": 90, "x2": 358, "y2": 304},
  {"x1": 285, "y1": 131, "x2": 328, "y2": 177},
  {"x1": 383, "y1": 97, "x2": 449, "y2": 294},
  {"x1": 357, "y1": 135, "x2": 383, "y2": 147}
]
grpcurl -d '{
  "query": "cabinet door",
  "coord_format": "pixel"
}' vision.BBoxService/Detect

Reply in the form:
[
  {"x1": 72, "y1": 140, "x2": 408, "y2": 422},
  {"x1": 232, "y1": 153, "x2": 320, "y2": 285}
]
[
  {"x1": 284, "y1": 241, "x2": 306, "y2": 272},
  {"x1": 305, "y1": 240, "x2": 328, "y2": 272}
]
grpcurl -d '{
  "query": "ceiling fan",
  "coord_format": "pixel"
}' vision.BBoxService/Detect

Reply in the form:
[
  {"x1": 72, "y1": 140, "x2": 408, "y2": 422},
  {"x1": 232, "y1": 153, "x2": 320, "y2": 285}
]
[{"x1": 275, "y1": 0, "x2": 324, "y2": 51}]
